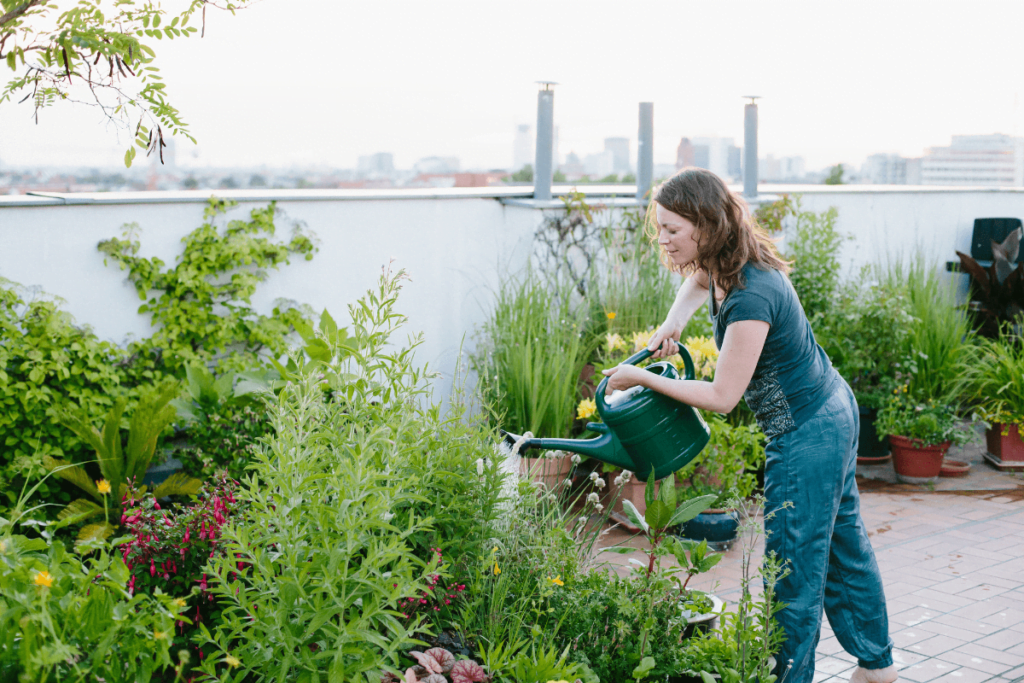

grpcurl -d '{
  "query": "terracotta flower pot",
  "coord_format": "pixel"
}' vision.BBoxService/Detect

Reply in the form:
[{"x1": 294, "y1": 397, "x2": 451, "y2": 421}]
[
  {"x1": 984, "y1": 423, "x2": 1024, "y2": 471},
  {"x1": 520, "y1": 455, "x2": 573, "y2": 489},
  {"x1": 889, "y1": 435, "x2": 950, "y2": 484}
]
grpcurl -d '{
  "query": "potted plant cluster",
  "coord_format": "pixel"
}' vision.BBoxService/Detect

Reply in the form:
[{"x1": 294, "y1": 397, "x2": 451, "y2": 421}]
[
  {"x1": 959, "y1": 328, "x2": 1024, "y2": 470},
  {"x1": 876, "y1": 386, "x2": 975, "y2": 483},
  {"x1": 672, "y1": 413, "x2": 763, "y2": 551}
]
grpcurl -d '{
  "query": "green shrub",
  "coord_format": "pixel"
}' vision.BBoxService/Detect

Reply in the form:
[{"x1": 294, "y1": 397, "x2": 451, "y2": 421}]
[
  {"x1": 676, "y1": 413, "x2": 763, "y2": 507},
  {"x1": 193, "y1": 266, "x2": 502, "y2": 681},
  {"x1": 783, "y1": 200, "x2": 845, "y2": 323},
  {"x1": 0, "y1": 280, "x2": 127, "y2": 513},
  {"x1": 816, "y1": 271, "x2": 917, "y2": 409}
]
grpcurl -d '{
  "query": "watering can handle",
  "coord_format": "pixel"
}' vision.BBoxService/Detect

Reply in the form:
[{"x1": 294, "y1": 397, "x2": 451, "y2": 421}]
[{"x1": 621, "y1": 340, "x2": 696, "y2": 381}]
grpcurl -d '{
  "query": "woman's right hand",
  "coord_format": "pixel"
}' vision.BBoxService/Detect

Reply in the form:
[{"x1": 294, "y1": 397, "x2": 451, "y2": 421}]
[{"x1": 647, "y1": 320, "x2": 684, "y2": 359}]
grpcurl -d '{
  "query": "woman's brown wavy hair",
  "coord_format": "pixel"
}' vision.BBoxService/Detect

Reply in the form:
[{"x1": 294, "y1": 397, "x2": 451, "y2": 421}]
[{"x1": 645, "y1": 167, "x2": 789, "y2": 292}]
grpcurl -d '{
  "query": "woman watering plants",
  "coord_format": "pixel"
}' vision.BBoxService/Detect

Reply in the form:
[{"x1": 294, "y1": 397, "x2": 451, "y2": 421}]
[{"x1": 601, "y1": 168, "x2": 896, "y2": 683}]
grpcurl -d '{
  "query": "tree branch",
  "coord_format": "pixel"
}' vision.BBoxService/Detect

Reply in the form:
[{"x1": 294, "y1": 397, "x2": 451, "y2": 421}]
[{"x1": 0, "y1": 0, "x2": 48, "y2": 30}]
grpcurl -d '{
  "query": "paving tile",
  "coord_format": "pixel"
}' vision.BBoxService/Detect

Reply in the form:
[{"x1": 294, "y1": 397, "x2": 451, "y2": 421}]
[
  {"x1": 815, "y1": 656, "x2": 855, "y2": 675},
  {"x1": 898, "y1": 657, "x2": 961, "y2": 682},
  {"x1": 948, "y1": 599, "x2": 1015, "y2": 621},
  {"x1": 937, "y1": 649, "x2": 1019, "y2": 676},
  {"x1": 906, "y1": 633, "x2": 970, "y2": 657},
  {"x1": 908, "y1": 588, "x2": 978, "y2": 609},
  {"x1": 941, "y1": 667, "x2": 1001, "y2": 683},
  {"x1": 925, "y1": 613, "x2": 998, "y2": 638},
  {"x1": 955, "y1": 642, "x2": 1024, "y2": 667},
  {"x1": 999, "y1": 663, "x2": 1024, "y2": 681},
  {"x1": 981, "y1": 609, "x2": 1024, "y2": 629},
  {"x1": 892, "y1": 626, "x2": 941, "y2": 649},
  {"x1": 981, "y1": 631, "x2": 1024, "y2": 652},
  {"x1": 890, "y1": 606, "x2": 943, "y2": 627},
  {"x1": 891, "y1": 647, "x2": 929, "y2": 670}
]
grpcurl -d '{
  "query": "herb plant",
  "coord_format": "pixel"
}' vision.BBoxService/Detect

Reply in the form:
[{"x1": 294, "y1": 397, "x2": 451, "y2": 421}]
[{"x1": 958, "y1": 329, "x2": 1024, "y2": 431}]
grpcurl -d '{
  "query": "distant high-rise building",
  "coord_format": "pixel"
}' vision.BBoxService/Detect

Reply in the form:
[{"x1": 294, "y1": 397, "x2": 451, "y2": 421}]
[
  {"x1": 583, "y1": 150, "x2": 615, "y2": 178},
  {"x1": 862, "y1": 154, "x2": 907, "y2": 184},
  {"x1": 676, "y1": 138, "x2": 695, "y2": 170},
  {"x1": 604, "y1": 137, "x2": 630, "y2": 174},
  {"x1": 513, "y1": 124, "x2": 533, "y2": 171},
  {"x1": 676, "y1": 137, "x2": 740, "y2": 180},
  {"x1": 921, "y1": 134, "x2": 1024, "y2": 186},
  {"x1": 357, "y1": 153, "x2": 395, "y2": 176},
  {"x1": 414, "y1": 156, "x2": 460, "y2": 174},
  {"x1": 760, "y1": 155, "x2": 806, "y2": 182}
]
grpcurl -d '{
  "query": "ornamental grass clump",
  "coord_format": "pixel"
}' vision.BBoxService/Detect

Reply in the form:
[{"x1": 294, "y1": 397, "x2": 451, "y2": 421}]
[{"x1": 957, "y1": 328, "x2": 1024, "y2": 432}]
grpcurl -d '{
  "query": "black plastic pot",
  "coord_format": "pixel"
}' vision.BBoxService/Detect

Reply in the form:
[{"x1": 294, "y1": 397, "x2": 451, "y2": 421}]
[{"x1": 857, "y1": 406, "x2": 890, "y2": 460}]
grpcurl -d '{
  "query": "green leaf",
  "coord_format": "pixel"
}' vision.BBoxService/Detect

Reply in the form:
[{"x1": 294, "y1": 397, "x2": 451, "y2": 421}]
[
  {"x1": 56, "y1": 498, "x2": 105, "y2": 526},
  {"x1": 644, "y1": 470, "x2": 657, "y2": 508},
  {"x1": 152, "y1": 472, "x2": 202, "y2": 498},
  {"x1": 632, "y1": 656, "x2": 656, "y2": 681},
  {"x1": 305, "y1": 338, "x2": 333, "y2": 363},
  {"x1": 77, "y1": 522, "x2": 116, "y2": 544},
  {"x1": 621, "y1": 499, "x2": 650, "y2": 534},
  {"x1": 669, "y1": 494, "x2": 718, "y2": 527},
  {"x1": 658, "y1": 471, "x2": 676, "y2": 510},
  {"x1": 644, "y1": 499, "x2": 672, "y2": 530}
]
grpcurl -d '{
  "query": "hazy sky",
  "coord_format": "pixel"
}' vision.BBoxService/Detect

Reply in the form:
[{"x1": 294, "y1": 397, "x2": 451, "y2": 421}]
[{"x1": 3, "y1": 0, "x2": 1024, "y2": 171}]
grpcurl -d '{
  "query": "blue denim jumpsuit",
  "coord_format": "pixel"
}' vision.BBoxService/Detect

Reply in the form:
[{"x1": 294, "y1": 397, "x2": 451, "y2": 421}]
[{"x1": 710, "y1": 266, "x2": 894, "y2": 682}]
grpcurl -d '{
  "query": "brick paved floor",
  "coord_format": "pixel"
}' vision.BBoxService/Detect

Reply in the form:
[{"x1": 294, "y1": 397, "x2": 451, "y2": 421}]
[{"x1": 598, "y1": 485, "x2": 1024, "y2": 683}]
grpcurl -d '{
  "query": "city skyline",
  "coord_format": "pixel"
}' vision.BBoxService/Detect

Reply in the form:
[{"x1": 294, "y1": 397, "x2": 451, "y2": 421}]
[{"x1": 3, "y1": 1, "x2": 1024, "y2": 172}]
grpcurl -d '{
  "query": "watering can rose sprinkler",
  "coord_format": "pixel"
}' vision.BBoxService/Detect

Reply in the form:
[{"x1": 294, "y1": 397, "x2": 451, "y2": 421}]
[{"x1": 501, "y1": 341, "x2": 711, "y2": 482}]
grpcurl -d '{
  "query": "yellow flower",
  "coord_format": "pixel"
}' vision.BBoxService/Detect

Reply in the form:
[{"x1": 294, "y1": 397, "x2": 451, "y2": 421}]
[
  {"x1": 493, "y1": 563, "x2": 501, "y2": 576},
  {"x1": 0, "y1": 540, "x2": 8, "y2": 554},
  {"x1": 96, "y1": 479, "x2": 112, "y2": 495},
  {"x1": 683, "y1": 336, "x2": 719, "y2": 379},
  {"x1": 549, "y1": 575, "x2": 564, "y2": 586},
  {"x1": 577, "y1": 398, "x2": 597, "y2": 420},
  {"x1": 154, "y1": 629, "x2": 166, "y2": 640},
  {"x1": 631, "y1": 330, "x2": 656, "y2": 352},
  {"x1": 225, "y1": 654, "x2": 241, "y2": 668},
  {"x1": 605, "y1": 332, "x2": 626, "y2": 353},
  {"x1": 173, "y1": 598, "x2": 187, "y2": 608},
  {"x1": 547, "y1": 680, "x2": 570, "y2": 683},
  {"x1": 606, "y1": 311, "x2": 617, "y2": 320},
  {"x1": 33, "y1": 570, "x2": 53, "y2": 588}
]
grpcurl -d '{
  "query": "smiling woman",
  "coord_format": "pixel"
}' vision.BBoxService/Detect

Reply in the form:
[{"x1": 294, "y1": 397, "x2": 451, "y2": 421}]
[{"x1": 600, "y1": 168, "x2": 897, "y2": 683}]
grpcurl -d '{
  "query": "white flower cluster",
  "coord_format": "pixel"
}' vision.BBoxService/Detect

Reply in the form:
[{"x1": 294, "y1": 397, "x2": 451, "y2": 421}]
[
  {"x1": 588, "y1": 470, "x2": 606, "y2": 489},
  {"x1": 613, "y1": 470, "x2": 633, "y2": 487},
  {"x1": 586, "y1": 492, "x2": 600, "y2": 504},
  {"x1": 570, "y1": 454, "x2": 582, "y2": 465}
]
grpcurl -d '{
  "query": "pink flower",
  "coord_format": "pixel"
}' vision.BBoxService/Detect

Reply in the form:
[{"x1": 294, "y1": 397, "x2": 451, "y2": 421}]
[
  {"x1": 183, "y1": 528, "x2": 190, "y2": 543},
  {"x1": 150, "y1": 561, "x2": 156, "y2": 577}
]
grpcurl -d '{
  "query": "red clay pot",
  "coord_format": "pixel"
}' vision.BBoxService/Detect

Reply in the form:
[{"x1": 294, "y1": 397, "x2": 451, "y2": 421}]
[
  {"x1": 986, "y1": 424, "x2": 1024, "y2": 463},
  {"x1": 889, "y1": 435, "x2": 950, "y2": 484}
]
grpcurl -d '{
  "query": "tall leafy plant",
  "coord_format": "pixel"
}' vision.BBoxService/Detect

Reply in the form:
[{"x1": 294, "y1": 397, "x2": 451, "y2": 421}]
[
  {"x1": 193, "y1": 265, "x2": 497, "y2": 681},
  {"x1": 957, "y1": 329, "x2": 1024, "y2": 430}
]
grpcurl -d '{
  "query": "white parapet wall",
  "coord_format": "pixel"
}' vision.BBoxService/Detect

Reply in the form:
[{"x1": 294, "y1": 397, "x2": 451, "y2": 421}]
[{"x1": 2, "y1": 183, "x2": 1023, "y2": 399}]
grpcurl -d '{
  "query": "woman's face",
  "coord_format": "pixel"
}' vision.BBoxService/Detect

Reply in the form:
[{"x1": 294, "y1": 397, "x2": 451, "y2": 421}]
[{"x1": 656, "y1": 203, "x2": 700, "y2": 268}]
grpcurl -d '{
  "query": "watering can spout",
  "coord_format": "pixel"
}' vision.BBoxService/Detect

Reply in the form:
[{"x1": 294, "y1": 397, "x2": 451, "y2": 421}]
[{"x1": 500, "y1": 424, "x2": 636, "y2": 472}]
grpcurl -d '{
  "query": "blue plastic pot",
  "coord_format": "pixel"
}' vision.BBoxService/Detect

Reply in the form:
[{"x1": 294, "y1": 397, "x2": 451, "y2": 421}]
[{"x1": 677, "y1": 509, "x2": 739, "y2": 551}]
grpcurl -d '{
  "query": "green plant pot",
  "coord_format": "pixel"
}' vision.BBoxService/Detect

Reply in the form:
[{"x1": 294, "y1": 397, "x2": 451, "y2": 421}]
[{"x1": 857, "y1": 406, "x2": 891, "y2": 463}]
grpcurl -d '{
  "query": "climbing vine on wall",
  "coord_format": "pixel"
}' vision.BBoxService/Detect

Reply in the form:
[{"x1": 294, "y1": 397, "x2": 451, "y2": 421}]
[{"x1": 97, "y1": 197, "x2": 319, "y2": 380}]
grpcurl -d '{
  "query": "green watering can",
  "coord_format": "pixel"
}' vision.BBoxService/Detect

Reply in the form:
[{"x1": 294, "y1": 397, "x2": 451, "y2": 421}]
[{"x1": 503, "y1": 341, "x2": 711, "y2": 482}]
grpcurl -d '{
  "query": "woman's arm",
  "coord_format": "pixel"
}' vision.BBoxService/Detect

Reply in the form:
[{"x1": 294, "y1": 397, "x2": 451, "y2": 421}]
[
  {"x1": 602, "y1": 320, "x2": 769, "y2": 414},
  {"x1": 649, "y1": 271, "x2": 711, "y2": 359}
]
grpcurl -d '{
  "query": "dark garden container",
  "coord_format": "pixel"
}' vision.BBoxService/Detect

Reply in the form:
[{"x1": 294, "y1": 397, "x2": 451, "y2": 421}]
[
  {"x1": 677, "y1": 509, "x2": 739, "y2": 551},
  {"x1": 857, "y1": 406, "x2": 890, "y2": 464}
]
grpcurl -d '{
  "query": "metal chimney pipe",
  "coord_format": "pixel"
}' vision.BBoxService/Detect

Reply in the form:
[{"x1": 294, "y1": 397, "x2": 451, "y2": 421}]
[
  {"x1": 637, "y1": 102, "x2": 654, "y2": 203},
  {"x1": 743, "y1": 96, "x2": 759, "y2": 198},
  {"x1": 533, "y1": 82, "x2": 557, "y2": 201}
]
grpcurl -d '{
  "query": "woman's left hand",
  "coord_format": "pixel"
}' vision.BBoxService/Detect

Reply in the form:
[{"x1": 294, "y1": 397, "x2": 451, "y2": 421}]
[{"x1": 601, "y1": 365, "x2": 649, "y2": 395}]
